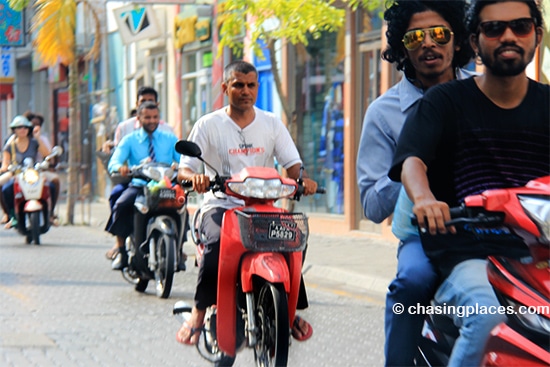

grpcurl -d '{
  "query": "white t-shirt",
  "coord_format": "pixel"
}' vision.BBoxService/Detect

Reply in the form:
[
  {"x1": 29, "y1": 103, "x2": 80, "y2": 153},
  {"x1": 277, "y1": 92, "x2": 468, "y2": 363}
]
[{"x1": 180, "y1": 106, "x2": 302, "y2": 212}]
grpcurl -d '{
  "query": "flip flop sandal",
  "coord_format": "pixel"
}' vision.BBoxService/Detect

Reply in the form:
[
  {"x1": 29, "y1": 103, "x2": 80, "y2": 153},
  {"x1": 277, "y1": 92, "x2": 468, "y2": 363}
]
[
  {"x1": 105, "y1": 247, "x2": 120, "y2": 260},
  {"x1": 292, "y1": 315, "x2": 313, "y2": 341},
  {"x1": 176, "y1": 321, "x2": 203, "y2": 345}
]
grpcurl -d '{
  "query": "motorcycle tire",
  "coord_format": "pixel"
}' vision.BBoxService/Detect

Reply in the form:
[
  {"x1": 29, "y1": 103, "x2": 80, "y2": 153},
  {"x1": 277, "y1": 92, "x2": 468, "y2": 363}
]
[
  {"x1": 154, "y1": 233, "x2": 176, "y2": 298},
  {"x1": 30, "y1": 212, "x2": 41, "y2": 245},
  {"x1": 254, "y1": 282, "x2": 289, "y2": 367},
  {"x1": 214, "y1": 354, "x2": 236, "y2": 367},
  {"x1": 135, "y1": 279, "x2": 149, "y2": 293}
]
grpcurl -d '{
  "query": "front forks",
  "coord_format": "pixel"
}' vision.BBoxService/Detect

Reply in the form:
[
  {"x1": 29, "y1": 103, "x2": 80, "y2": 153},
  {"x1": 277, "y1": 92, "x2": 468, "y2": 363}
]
[{"x1": 245, "y1": 292, "x2": 257, "y2": 347}]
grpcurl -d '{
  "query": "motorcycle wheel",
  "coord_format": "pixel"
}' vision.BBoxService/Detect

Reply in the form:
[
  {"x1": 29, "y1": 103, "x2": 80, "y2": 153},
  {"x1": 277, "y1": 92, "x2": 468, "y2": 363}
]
[
  {"x1": 30, "y1": 212, "x2": 41, "y2": 245},
  {"x1": 214, "y1": 355, "x2": 236, "y2": 367},
  {"x1": 254, "y1": 283, "x2": 289, "y2": 367},
  {"x1": 154, "y1": 233, "x2": 175, "y2": 298}
]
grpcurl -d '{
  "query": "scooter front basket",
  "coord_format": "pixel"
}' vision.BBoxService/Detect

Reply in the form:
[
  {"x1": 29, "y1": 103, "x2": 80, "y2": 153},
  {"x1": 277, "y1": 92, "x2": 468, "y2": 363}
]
[{"x1": 236, "y1": 211, "x2": 308, "y2": 252}]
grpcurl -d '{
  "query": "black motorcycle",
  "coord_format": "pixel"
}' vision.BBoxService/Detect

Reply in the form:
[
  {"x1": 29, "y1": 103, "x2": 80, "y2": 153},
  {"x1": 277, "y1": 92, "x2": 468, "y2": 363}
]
[{"x1": 116, "y1": 162, "x2": 188, "y2": 298}]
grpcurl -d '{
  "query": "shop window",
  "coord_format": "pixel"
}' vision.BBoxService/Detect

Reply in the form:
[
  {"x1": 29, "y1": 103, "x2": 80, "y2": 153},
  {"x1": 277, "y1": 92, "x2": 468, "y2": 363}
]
[
  {"x1": 180, "y1": 49, "x2": 212, "y2": 138},
  {"x1": 293, "y1": 30, "x2": 345, "y2": 214}
]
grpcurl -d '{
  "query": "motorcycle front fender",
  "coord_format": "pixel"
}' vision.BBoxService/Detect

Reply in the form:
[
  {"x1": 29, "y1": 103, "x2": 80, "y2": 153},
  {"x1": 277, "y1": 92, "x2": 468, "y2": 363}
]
[
  {"x1": 145, "y1": 215, "x2": 178, "y2": 240},
  {"x1": 24, "y1": 199, "x2": 43, "y2": 212},
  {"x1": 240, "y1": 253, "x2": 291, "y2": 293}
]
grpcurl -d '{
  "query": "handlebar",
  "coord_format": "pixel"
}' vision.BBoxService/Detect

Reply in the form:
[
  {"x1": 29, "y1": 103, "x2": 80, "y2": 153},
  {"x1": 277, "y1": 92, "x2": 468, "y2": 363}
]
[
  {"x1": 410, "y1": 205, "x2": 504, "y2": 228},
  {"x1": 180, "y1": 175, "x2": 326, "y2": 201}
]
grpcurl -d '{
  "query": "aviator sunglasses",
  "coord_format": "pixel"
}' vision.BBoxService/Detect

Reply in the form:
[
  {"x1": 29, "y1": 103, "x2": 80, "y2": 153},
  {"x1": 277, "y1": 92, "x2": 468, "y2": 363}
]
[
  {"x1": 478, "y1": 18, "x2": 535, "y2": 39},
  {"x1": 402, "y1": 26, "x2": 454, "y2": 50}
]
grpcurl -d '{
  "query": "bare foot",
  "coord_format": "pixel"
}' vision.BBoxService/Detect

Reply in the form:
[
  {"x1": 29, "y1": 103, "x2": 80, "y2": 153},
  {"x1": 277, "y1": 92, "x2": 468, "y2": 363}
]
[{"x1": 176, "y1": 307, "x2": 206, "y2": 345}]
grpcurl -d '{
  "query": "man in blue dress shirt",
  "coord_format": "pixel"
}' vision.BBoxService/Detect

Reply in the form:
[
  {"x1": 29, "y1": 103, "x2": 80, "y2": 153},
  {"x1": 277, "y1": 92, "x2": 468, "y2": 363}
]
[
  {"x1": 355, "y1": 1, "x2": 474, "y2": 365},
  {"x1": 106, "y1": 101, "x2": 180, "y2": 270}
]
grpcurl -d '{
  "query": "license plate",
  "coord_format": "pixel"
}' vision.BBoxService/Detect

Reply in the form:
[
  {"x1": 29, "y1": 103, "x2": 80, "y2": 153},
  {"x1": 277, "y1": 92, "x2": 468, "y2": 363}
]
[
  {"x1": 158, "y1": 188, "x2": 176, "y2": 199},
  {"x1": 268, "y1": 222, "x2": 296, "y2": 241}
]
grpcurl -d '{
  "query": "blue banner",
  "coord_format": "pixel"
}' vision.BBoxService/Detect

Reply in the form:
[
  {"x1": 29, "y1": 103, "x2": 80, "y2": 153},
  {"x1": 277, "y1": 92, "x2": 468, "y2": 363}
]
[{"x1": 0, "y1": 0, "x2": 24, "y2": 46}]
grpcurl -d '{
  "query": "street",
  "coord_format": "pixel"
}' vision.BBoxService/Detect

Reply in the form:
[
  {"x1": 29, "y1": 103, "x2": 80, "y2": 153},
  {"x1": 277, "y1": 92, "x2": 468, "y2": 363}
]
[{"x1": 0, "y1": 223, "x2": 385, "y2": 367}]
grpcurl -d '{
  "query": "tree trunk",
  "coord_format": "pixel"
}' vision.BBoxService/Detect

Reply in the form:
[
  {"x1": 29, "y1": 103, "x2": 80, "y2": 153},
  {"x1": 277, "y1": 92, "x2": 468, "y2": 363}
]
[
  {"x1": 268, "y1": 39, "x2": 292, "y2": 125},
  {"x1": 65, "y1": 57, "x2": 81, "y2": 224}
]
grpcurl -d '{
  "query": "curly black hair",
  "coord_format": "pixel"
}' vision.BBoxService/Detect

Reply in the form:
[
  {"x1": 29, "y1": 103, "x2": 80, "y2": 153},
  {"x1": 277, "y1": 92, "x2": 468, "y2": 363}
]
[
  {"x1": 382, "y1": 0, "x2": 473, "y2": 80},
  {"x1": 466, "y1": 0, "x2": 544, "y2": 35}
]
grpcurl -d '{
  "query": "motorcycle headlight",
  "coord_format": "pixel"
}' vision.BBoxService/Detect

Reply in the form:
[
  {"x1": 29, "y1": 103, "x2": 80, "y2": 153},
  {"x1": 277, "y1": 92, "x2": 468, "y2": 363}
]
[
  {"x1": 23, "y1": 169, "x2": 40, "y2": 184},
  {"x1": 142, "y1": 165, "x2": 173, "y2": 182},
  {"x1": 227, "y1": 178, "x2": 296, "y2": 199},
  {"x1": 518, "y1": 195, "x2": 550, "y2": 243}
]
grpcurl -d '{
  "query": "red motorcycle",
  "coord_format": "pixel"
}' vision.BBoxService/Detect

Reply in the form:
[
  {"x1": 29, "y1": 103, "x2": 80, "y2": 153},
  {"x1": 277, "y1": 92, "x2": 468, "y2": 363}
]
[
  {"x1": 416, "y1": 176, "x2": 550, "y2": 366},
  {"x1": 173, "y1": 140, "x2": 323, "y2": 367}
]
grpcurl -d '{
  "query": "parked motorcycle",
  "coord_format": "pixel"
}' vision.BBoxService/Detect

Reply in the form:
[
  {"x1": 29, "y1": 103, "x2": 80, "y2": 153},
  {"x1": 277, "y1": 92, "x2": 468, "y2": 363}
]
[
  {"x1": 173, "y1": 140, "x2": 324, "y2": 367},
  {"x1": 415, "y1": 176, "x2": 550, "y2": 366},
  {"x1": 115, "y1": 161, "x2": 188, "y2": 299},
  {"x1": 6, "y1": 146, "x2": 63, "y2": 245}
]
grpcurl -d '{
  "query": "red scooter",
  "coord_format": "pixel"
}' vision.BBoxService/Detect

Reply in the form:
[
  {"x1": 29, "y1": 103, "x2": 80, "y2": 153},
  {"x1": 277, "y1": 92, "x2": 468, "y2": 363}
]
[
  {"x1": 173, "y1": 140, "x2": 323, "y2": 367},
  {"x1": 415, "y1": 176, "x2": 550, "y2": 366},
  {"x1": 8, "y1": 146, "x2": 63, "y2": 245}
]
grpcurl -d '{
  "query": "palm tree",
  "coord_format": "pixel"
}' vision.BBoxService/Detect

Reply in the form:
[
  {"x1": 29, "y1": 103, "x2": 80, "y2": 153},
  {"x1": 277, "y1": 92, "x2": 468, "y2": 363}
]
[{"x1": 8, "y1": 0, "x2": 101, "y2": 224}]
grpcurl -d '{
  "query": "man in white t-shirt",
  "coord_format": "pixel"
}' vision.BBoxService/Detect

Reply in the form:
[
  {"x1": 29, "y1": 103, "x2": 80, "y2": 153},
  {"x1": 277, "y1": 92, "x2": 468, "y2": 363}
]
[{"x1": 176, "y1": 60, "x2": 318, "y2": 346}]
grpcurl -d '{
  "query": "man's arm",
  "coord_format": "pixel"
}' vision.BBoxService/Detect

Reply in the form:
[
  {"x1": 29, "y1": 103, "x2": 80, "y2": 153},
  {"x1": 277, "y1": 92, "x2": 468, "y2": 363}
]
[
  {"x1": 401, "y1": 157, "x2": 453, "y2": 235},
  {"x1": 107, "y1": 136, "x2": 131, "y2": 174},
  {"x1": 286, "y1": 163, "x2": 318, "y2": 196},
  {"x1": 357, "y1": 107, "x2": 401, "y2": 223}
]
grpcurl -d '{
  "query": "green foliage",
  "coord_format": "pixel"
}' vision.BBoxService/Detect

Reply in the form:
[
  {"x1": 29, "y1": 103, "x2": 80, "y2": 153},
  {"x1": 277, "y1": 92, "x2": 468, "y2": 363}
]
[
  {"x1": 345, "y1": 0, "x2": 388, "y2": 12},
  {"x1": 7, "y1": 0, "x2": 30, "y2": 12},
  {"x1": 218, "y1": 0, "x2": 346, "y2": 58}
]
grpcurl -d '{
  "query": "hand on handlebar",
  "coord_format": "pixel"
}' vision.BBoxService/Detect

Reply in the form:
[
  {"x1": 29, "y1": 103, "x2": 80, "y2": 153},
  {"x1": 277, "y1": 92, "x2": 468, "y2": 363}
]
[
  {"x1": 412, "y1": 197, "x2": 456, "y2": 235},
  {"x1": 119, "y1": 165, "x2": 130, "y2": 177},
  {"x1": 191, "y1": 174, "x2": 211, "y2": 194},
  {"x1": 301, "y1": 178, "x2": 318, "y2": 196}
]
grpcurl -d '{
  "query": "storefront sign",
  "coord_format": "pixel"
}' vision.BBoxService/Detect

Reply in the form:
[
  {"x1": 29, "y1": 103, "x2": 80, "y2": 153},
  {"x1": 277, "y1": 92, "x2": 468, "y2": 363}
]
[
  {"x1": 113, "y1": 5, "x2": 161, "y2": 45},
  {"x1": 0, "y1": 0, "x2": 24, "y2": 47},
  {"x1": 0, "y1": 46, "x2": 15, "y2": 83},
  {"x1": 174, "y1": 5, "x2": 212, "y2": 50}
]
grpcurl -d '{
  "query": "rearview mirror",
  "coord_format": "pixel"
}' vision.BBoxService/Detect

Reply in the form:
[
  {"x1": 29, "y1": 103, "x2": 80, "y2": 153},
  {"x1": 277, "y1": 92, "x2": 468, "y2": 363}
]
[{"x1": 175, "y1": 140, "x2": 202, "y2": 158}]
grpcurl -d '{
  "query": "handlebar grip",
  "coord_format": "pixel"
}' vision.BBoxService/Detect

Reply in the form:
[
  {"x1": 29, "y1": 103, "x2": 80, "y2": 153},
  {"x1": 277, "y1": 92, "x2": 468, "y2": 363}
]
[
  {"x1": 410, "y1": 206, "x2": 465, "y2": 226},
  {"x1": 449, "y1": 206, "x2": 466, "y2": 218},
  {"x1": 180, "y1": 180, "x2": 193, "y2": 188},
  {"x1": 316, "y1": 187, "x2": 326, "y2": 194}
]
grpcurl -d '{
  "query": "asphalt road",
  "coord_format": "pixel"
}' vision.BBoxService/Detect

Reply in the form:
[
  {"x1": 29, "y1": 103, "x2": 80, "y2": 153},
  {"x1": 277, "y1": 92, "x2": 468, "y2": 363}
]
[{"x1": 0, "y1": 224, "x2": 386, "y2": 367}]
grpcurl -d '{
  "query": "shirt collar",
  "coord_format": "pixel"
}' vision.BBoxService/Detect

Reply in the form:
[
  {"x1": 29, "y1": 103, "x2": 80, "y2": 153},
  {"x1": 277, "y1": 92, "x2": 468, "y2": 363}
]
[
  {"x1": 136, "y1": 128, "x2": 157, "y2": 143},
  {"x1": 398, "y1": 77, "x2": 424, "y2": 113},
  {"x1": 397, "y1": 68, "x2": 477, "y2": 113}
]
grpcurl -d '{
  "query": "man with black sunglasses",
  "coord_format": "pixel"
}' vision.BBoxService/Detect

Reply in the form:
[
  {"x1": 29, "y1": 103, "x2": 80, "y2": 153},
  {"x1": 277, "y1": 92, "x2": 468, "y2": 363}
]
[
  {"x1": 389, "y1": 0, "x2": 548, "y2": 366},
  {"x1": 356, "y1": 1, "x2": 474, "y2": 366}
]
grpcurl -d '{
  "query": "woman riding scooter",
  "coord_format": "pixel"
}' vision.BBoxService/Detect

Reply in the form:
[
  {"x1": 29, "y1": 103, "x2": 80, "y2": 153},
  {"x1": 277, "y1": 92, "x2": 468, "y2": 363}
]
[{"x1": 1, "y1": 115, "x2": 56, "y2": 228}]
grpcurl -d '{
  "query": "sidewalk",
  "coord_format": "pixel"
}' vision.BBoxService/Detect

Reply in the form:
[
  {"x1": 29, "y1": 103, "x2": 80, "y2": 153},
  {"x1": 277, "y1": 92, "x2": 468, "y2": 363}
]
[{"x1": 56, "y1": 198, "x2": 397, "y2": 297}]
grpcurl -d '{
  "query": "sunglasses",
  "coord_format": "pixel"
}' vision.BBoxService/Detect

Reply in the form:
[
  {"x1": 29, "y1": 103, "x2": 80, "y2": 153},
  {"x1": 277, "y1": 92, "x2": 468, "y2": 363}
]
[
  {"x1": 402, "y1": 26, "x2": 454, "y2": 51},
  {"x1": 478, "y1": 18, "x2": 535, "y2": 39}
]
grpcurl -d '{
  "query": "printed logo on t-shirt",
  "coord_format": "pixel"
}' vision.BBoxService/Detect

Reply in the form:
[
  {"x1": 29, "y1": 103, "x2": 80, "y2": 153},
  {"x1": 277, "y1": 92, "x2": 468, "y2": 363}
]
[{"x1": 229, "y1": 142, "x2": 265, "y2": 155}]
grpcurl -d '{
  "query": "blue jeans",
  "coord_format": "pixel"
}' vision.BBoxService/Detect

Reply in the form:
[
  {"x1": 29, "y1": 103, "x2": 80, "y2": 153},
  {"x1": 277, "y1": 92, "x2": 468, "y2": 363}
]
[
  {"x1": 434, "y1": 259, "x2": 506, "y2": 367},
  {"x1": 385, "y1": 236, "x2": 439, "y2": 367}
]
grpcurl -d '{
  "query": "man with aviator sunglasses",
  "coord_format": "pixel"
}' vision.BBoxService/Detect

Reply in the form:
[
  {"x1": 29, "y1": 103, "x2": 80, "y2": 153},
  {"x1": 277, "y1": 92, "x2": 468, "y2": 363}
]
[
  {"x1": 356, "y1": 1, "x2": 474, "y2": 366},
  {"x1": 389, "y1": 0, "x2": 548, "y2": 366}
]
